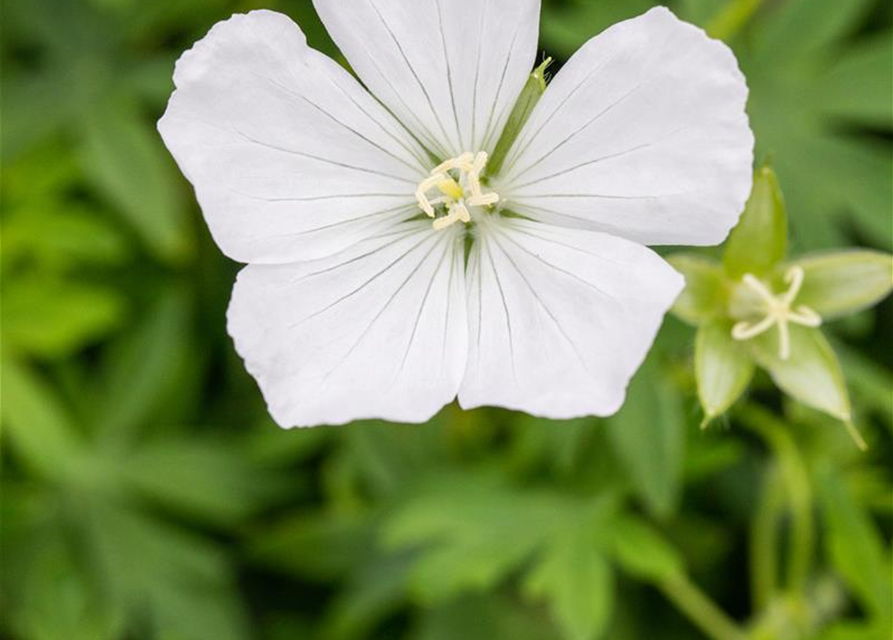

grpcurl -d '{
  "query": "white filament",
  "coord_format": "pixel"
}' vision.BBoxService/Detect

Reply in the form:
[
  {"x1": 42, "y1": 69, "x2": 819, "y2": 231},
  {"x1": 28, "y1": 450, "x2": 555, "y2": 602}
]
[{"x1": 731, "y1": 266, "x2": 822, "y2": 360}]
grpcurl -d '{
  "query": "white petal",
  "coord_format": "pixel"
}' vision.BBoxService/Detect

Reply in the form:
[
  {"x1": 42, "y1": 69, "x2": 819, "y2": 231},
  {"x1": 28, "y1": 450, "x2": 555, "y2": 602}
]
[
  {"x1": 158, "y1": 10, "x2": 429, "y2": 264},
  {"x1": 228, "y1": 221, "x2": 467, "y2": 427},
  {"x1": 496, "y1": 7, "x2": 754, "y2": 246},
  {"x1": 313, "y1": 0, "x2": 540, "y2": 158},
  {"x1": 458, "y1": 217, "x2": 683, "y2": 418}
]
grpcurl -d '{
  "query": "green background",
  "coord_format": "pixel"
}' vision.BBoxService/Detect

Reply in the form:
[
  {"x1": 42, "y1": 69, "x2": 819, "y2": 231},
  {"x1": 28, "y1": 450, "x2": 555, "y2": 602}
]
[{"x1": 2, "y1": 1, "x2": 891, "y2": 639}]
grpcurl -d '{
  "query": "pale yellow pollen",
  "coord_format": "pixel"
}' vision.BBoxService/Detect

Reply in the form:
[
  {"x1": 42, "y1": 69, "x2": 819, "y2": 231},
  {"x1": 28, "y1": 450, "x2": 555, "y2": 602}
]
[
  {"x1": 416, "y1": 151, "x2": 499, "y2": 230},
  {"x1": 731, "y1": 266, "x2": 822, "y2": 360},
  {"x1": 437, "y1": 177, "x2": 464, "y2": 201}
]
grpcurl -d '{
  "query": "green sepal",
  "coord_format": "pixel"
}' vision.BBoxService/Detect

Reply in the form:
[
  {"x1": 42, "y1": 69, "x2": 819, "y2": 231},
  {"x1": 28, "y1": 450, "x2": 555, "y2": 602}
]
[
  {"x1": 666, "y1": 254, "x2": 727, "y2": 326},
  {"x1": 724, "y1": 165, "x2": 788, "y2": 279},
  {"x1": 488, "y1": 58, "x2": 551, "y2": 176},
  {"x1": 785, "y1": 250, "x2": 893, "y2": 320},
  {"x1": 749, "y1": 326, "x2": 853, "y2": 426},
  {"x1": 696, "y1": 321, "x2": 756, "y2": 426}
]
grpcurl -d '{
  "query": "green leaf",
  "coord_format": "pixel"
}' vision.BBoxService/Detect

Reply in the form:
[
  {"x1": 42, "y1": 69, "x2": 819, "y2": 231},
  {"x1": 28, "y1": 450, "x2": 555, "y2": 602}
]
[
  {"x1": 724, "y1": 165, "x2": 787, "y2": 279},
  {"x1": 816, "y1": 33, "x2": 893, "y2": 127},
  {"x1": 695, "y1": 321, "x2": 755, "y2": 424},
  {"x1": 750, "y1": 326, "x2": 851, "y2": 423},
  {"x1": 415, "y1": 596, "x2": 556, "y2": 640},
  {"x1": 383, "y1": 474, "x2": 562, "y2": 602},
  {"x1": 608, "y1": 515, "x2": 684, "y2": 583},
  {"x1": 508, "y1": 415, "x2": 593, "y2": 476},
  {"x1": 94, "y1": 289, "x2": 196, "y2": 440},
  {"x1": 539, "y1": 0, "x2": 654, "y2": 59},
  {"x1": 489, "y1": 57, "x2": 551, "y2": 176},
  {"x1": 2, "y1": 206, "x2": 130, "y2": 270},
  {"x1": 80, "y1": 97, "x2": 189, "y2": 263},
  {"x1": 84, "y1": 501, "x2": 249, "y2": 640},
  {"x1": 787, "y1": 250, "x2": 892, "y2": 321},
  {"x1": 739, "y1": 0, "x2": 892, "y2": 251},
  {"x1": 666, "y1": 254, "x2": 726, "y2": 326},
  {"x1": 11, "y1": 531, "x2": 124, "y2": 640},
  {"x1": 404, "y1": 527, "x2": 543, "y2": 603},
  {"x1": 3, "y1": 275, "x2": 127, "y2": 359},
  {"x1": 249, "y1": 511, "x2": 376, "y2": 581},
  {"x1": 606, "y1": 357, "x2": 685, "y2": 518},
  {"x1": 816, "y1": 466, "x2": 892, "y2": 629},
  {"x1": 524, "y1": 531, "x2": 614, "y2": 640},
  {"x1": 319, "y1": 553, "x2": 412, "y2": 640},
  {"x1": 118, "y1": 438, "x2": 276, "y2": 525},
  {"x1": 753, "y1": 0, "x2": 875, "y2": 59},
  {"x1": 0, "y1": 358, "x2": 83, "y2": 479},
  {"x1": 1, "y1": 70, "x2": 83, "y2": 161}
]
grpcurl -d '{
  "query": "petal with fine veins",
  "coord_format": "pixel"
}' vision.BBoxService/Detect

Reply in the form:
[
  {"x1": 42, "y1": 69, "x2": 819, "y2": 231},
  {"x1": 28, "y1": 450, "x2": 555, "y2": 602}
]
[
  {"x1": 496, "y1": 7, "x2": 753, "y2": 247},
  {"x1": 458, "y1": 217, "x2": 684, "y2": 418},
  {"x1": 228, "y1": 222, "x2": 467, "y2": 427},
  {"x1": 313, "y1": 0, "x2": 541, "y2": 158},
  {"x1": 158, "y1": 10, "x2": 428, "y2": 265}
]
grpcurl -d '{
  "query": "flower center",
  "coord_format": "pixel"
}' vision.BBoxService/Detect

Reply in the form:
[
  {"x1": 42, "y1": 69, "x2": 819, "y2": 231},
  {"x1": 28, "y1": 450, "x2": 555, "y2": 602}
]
[
  {"x1": 415, "y1": 151, "x2": 500, "y2": 230},
  {"x1": 730, "y1": 266, "x2": 822, "y2": 360}
]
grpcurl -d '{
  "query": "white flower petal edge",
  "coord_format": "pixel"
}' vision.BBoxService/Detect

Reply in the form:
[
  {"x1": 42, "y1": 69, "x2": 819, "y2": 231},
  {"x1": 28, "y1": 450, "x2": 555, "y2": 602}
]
[
  {"x1": 458, "y1": 217, "x2": 684, "y2": 418},
  {"x1": 495, "y1": 6, "x2": 754, "y2": 247},
  {"x1": 227, "y1": 222, "x2": 467, "y2": 427},
  {"x1": 313, "y1": 0, "x2": 540, "y2": 159},
  {"x1": 158, "y1": 10, "x2": 430, "y2": 264}
]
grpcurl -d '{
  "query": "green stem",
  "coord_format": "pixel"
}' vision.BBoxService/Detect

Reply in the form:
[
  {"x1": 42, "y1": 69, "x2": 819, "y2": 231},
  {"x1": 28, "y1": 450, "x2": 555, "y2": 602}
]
[
  {"x1": 659, "y1": 574, "x2": 749, "y2": 640},
  {"x1": 749, "y1": 465, "x2": 784, "y2": 611},
  {"x1": 739, "y1": 405, "x2": 814, "y2": 595},
  {"x1": 706, "y1": 0, "x2": 769, "y2": 41}
]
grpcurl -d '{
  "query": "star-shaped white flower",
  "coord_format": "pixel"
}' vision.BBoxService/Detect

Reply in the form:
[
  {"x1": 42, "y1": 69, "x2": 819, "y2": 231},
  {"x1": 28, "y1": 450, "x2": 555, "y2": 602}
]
[{"x1": 158, "y1": 2, "x2": 753, "y2": 427}]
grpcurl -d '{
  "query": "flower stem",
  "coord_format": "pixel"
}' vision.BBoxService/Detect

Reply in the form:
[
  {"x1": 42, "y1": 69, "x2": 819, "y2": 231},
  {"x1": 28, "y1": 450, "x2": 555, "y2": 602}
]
[
  {"x1": 749, "y1": 465, "x2": 784, "y2": 611},
  {"x1": 659, "y1": 574, "x2": 749, "y2": 640},
  {"x1": 738, "y1": 404, "x2": 814, "y2": 595},
  {"x1": 706, "y1": 0, "x2": 769, "y2": 41}
]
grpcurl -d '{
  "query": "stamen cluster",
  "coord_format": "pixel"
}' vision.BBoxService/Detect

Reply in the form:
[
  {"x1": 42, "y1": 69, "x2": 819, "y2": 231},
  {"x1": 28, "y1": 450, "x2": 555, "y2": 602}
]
[
  {"x1": 415, "y1": 152, "x2": 500, "y2": 230},
  {"x1": 731, "y1": 266, "x2": 822, "y2": 360}
]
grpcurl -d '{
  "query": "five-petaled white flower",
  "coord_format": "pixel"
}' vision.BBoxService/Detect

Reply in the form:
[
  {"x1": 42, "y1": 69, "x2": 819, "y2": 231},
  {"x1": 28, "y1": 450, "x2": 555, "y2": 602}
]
[{"x1": 158, "y1": 2, "x2": 753, "y2": 427}]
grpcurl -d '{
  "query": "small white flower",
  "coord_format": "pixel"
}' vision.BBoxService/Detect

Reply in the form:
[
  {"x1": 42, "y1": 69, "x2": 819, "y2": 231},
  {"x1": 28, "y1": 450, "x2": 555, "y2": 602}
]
[{"x1": 158, "y1": 2, "x2": 753, "y2": 427}]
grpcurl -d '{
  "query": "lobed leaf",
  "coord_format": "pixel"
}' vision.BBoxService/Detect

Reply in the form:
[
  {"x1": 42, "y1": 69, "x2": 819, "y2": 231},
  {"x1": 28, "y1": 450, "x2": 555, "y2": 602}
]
[
  {"x1": 608, "y1": 515, "x2": 684, "y2": 583},
  {"x1": 3, "y1": 276, "x2": 127, "y2": 359},
  {"x1": 524, "y1": 530, "x2": 614, "y2": 640},
  {"x1": 0, "y1": 358, "x2": 83, "y2": 479},
  {"x1": 80, "y1": 97, "x2": 189, "y2": 263}
]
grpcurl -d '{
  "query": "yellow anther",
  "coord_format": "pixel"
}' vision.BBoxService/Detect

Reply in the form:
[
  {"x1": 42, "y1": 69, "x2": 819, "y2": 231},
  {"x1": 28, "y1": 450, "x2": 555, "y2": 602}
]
[
  {"x1": 415, "y1": 151, "x2": 499, "y2": 231},
  {"x1": 731, "y1": 266, "x2": 822, "y2": 360}
]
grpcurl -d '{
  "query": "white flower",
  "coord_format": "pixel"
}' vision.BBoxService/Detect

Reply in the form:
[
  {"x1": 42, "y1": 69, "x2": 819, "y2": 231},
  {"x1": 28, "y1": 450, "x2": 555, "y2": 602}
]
[{"x1": 158, "y1": 2, "x2": 753, "y2": 427}]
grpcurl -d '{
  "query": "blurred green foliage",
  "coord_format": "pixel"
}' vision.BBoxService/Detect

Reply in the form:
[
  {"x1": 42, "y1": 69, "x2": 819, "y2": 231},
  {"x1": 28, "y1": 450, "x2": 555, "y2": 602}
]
[{"x1": 1, "y1": 1, "x2": 891, "y2": 640}]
